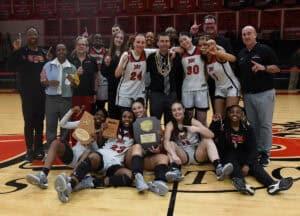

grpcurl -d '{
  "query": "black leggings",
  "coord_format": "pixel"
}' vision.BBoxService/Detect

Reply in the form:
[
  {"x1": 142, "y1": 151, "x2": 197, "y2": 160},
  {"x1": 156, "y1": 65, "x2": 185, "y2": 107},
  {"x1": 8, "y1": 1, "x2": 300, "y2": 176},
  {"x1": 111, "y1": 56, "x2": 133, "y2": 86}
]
[{"x1": 223, "y1": 151, "x2": 274, "y2": 186}]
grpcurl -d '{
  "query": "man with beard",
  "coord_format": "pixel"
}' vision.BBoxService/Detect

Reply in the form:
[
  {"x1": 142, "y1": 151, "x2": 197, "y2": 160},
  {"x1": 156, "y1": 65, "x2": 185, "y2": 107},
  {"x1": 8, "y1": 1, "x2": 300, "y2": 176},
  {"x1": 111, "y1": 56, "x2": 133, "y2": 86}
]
[{"x1": 9, "y1": 27, "x2": 52, "y2": 162}]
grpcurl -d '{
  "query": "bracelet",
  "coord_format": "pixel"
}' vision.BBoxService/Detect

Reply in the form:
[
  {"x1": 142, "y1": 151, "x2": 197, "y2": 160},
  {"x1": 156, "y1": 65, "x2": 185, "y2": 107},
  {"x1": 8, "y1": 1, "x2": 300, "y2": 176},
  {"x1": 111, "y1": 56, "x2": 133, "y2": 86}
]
[{"x1": 264, "y1": 65, "x2": 268, "y2": 71}]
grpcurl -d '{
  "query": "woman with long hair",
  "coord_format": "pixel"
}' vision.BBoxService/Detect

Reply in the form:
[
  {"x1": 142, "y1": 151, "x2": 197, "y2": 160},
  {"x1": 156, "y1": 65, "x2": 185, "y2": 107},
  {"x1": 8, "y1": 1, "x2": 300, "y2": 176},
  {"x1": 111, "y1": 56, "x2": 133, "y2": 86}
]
[
  {"x1": 199, "y1": 36, "x2": 240, "y2": 118},
  {"x1": 164, "y1": 101, "x2": 233, "y2": 181},
  {"x1": 102, "y1": 30, "x2": 127, "y2": 119}
]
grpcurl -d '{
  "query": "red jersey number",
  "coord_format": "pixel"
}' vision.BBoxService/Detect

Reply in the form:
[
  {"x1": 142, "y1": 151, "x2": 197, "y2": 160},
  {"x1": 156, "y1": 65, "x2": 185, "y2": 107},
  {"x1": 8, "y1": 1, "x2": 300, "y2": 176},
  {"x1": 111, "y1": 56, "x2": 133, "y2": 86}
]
[
  {"x1": 130, "y1": 71, "x2": 142, "y2": 80},
  {"x1": 186, "y1": 65, "x2": 199, "y2": 75}
]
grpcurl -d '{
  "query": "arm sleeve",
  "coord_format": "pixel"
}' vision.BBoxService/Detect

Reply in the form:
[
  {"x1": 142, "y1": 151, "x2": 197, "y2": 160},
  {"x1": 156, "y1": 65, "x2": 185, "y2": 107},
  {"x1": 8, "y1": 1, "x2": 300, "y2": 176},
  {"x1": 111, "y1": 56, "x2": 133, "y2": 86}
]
[{"x1": 60, "y1": 109, "x2": 80, "y2": 129}]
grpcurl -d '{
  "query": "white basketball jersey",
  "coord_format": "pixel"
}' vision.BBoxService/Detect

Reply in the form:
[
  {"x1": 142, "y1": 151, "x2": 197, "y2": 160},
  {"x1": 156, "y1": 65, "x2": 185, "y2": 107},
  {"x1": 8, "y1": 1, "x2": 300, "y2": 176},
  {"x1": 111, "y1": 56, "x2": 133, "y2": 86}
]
[
  {"x1": 174, "y1": 129, "x2": 199, "y2": 149},
  {"x1": 101, "y1": 128, "x2": 134, "y2": 162},
  {"x1": 207, "y1": 58, "x2": 240, "y2": 89},
  {"x1": 117, "y1": 50, "x2": 147, "y2": 97},
  {"x1": 181, "y1": 46, "x2": 207, "y2": 92}
]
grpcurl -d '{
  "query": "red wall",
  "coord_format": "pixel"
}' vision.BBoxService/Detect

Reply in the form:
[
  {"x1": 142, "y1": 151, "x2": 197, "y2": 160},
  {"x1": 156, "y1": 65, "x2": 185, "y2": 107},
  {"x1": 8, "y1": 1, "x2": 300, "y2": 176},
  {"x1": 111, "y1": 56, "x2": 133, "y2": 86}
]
[{"x1": 0, "y1": 0, "x2": 300, "y2": 47}]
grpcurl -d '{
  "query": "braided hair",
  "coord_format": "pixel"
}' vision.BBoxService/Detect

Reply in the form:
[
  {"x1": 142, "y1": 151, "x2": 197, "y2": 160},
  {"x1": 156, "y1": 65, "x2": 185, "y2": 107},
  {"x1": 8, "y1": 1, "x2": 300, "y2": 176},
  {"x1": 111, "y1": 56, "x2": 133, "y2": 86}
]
[{"x1": 223, "y1": 105, "x2": 250, "y2": 140}]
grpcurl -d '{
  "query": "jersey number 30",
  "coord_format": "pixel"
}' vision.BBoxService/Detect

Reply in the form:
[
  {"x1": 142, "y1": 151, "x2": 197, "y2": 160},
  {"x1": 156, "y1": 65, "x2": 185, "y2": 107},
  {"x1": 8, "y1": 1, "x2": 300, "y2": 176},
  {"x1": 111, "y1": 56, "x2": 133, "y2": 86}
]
[{"x1": 187, "y1": 65, "x2": 199, "y2": 75}]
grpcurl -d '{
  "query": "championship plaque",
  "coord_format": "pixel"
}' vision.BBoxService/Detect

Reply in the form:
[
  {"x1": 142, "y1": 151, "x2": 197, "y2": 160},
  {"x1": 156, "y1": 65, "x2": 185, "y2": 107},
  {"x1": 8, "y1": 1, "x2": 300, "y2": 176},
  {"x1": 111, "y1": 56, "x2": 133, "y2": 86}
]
[
  {"x1": 102, "y1": 118, "x2": 120, "y2": 138},
  {"x1": 72, "y1": 111, "x2": 95, "y2": 145},
  {"x1": 133, "y1": 117, "x2": 161, "y2": 149}
]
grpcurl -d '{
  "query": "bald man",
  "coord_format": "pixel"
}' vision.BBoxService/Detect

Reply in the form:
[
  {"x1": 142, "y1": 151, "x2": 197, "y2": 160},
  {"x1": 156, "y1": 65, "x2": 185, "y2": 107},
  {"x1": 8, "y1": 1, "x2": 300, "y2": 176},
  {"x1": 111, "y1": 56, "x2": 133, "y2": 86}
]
[{"x1": 237, "y1": 26, "x2": 280, "y2": 167}]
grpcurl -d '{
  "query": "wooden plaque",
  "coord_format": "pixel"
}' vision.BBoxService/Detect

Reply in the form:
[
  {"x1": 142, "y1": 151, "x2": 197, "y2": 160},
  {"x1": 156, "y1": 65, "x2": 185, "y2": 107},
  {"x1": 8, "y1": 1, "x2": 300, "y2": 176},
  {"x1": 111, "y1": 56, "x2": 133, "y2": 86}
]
[
  {"x1": 133, "y1": 117, "x2": 161, "y2": 149},
  {"x1": 102, "y1": 118, "x2": 120, "y2": 138},
  {"x1": 72, "y1": 111, "x2": 95, "y2": 145}
]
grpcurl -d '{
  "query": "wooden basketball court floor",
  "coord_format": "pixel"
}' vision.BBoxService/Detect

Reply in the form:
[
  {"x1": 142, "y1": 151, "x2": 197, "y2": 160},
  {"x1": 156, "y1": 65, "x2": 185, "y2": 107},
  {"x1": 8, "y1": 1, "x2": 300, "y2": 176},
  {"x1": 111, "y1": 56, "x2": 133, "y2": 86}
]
[{"x1": 0, "y1": 92, "x2": 299, "y2": 216}]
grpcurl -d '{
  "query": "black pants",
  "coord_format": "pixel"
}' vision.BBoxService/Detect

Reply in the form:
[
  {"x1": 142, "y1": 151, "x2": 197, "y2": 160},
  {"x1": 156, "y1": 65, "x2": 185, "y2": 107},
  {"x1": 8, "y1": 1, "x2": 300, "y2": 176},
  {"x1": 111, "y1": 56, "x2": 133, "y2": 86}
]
[
  {"x1": 223, "y1": 151, "x2": 274, "y2": 186},
  {"x1": 149, "y1": 91, "x2": 177, "y2": 125},
  {"x1": 20, "y1": 91, "x2": 45, "y2": 153}
]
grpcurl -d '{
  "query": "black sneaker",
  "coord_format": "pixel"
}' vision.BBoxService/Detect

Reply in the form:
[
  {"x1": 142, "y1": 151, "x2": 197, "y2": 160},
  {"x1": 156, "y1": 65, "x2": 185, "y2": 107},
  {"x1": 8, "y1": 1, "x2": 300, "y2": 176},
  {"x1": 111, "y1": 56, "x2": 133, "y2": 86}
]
[
  {"x1": 267, "y1": 177, "x2": 293, "y2": 195},
  {"x1": 24, "y1": 150, "x2": 34, "y2": 162},
  {"x1": 232, "y1": 177, "x2": 255, "y2": 195},
  {"x1": 259, "y1": 152, "x2": 270, "y2": 167},
  {"x1": 34, "y1": 148, "x2": 45, "y2": 160}
]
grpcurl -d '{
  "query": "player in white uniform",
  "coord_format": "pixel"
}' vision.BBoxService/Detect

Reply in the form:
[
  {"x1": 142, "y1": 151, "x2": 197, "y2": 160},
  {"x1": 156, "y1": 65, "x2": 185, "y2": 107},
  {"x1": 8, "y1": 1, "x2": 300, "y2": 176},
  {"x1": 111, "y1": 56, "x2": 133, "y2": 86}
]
[
  {"x1": 179, "y1": 32, "x2": 208, "y2": 126},
  {"x1": 25, "y1": 106, "x2": 107, "y2": 189},
  {"x1": 199, "y1": 37, "x2": 240, "y2": 117},
  {"x1": 54, "y1": 110, "x2": 135, "y2": 203},
  {"x1": 115, "y1": 34, "x2": 156, "y2": 110},
  {"x1": 164, "y1": 102, "x2": 233, "y2": 180}
]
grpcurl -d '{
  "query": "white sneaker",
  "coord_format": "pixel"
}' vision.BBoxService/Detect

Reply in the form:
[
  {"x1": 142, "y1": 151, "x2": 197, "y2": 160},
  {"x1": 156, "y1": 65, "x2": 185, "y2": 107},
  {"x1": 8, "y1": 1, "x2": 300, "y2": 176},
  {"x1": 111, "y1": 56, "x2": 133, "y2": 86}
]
[
  {"x1": 216, "y1": 163, "x2": 233, "y2": 181},
  {"x1": 54, "y1": 173, "x2": 72, "y2": 203},
  {"x1": 73, "y1": 175, "x2": 94, "y2": 191},
  {"x1": 148, "y1": 180, "x2": 169, "y2": 196},
  {"x1": 26, "y1": 171, "x2": 48, "y2": 189},
  {"x1": 135, "y1": 173, "x2": 149, "y2": 192},
  {"x1": 165, "y1": 168, "x2": 184, "y2": 182}
]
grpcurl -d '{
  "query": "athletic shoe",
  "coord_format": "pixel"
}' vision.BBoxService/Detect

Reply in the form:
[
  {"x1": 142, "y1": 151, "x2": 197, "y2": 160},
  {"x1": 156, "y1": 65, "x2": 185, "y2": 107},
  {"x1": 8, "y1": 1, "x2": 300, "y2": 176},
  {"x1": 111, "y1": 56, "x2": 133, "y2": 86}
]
[
  {"x1": 148, "y1": 180, "x2": 169, "y2": 196},
  {"x1": 267, "y1": 177, "x2": 293, "y2": 195},
  {"x1": 54, "y1": 173, "x2": 72, "y2": 203},
  {"x1": 216, "y1": 163, "x2": 234, "y2": 181},
  {"x1": 259, "y1": 152, "x2": 270, "y2": 167},
  {"x1": 73, "y1": 175, "x2": 94, "y2": 191},
  {"x1": 25, "y1": 171, "x2": 48, "y2": 189},
  {"x1": 24, "y1": 150, "x2": 34, "y2": 162},
  {"x1": 232, "y1": 177, "x2": 255, "y2": 195},
  {"x1": 165, "y1": 168, "x2": 184, "y2": 182},
  {"x1": 135, "y1": 173, "x2": 149, "y2": 192},
  {"x1": 34, "y1": 148, "x2": 45, "y2": 160}
]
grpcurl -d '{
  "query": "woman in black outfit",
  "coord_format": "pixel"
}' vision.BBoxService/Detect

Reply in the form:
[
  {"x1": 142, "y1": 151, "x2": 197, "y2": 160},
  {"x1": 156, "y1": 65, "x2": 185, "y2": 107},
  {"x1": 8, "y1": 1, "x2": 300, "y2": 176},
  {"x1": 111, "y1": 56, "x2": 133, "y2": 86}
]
[
  {"x1": 209, "y1": 105, "x2": 294, "y2": 195},
  {"x1": 102, "y1": 30, "x2": 127, "y2": 119}
]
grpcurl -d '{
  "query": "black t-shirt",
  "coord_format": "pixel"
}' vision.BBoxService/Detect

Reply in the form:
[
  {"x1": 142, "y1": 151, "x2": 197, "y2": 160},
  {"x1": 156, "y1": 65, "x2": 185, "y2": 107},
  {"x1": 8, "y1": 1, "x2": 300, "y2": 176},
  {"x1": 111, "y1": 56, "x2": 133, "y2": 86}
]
[
  {"x1": 237, "y1": 42, "x2": 279, "y2": 94},
  {"x1": 231, "y1": 130, "x2": 245, "y2": 149},
  {"x1": 147, "y1": 52, "x2": 183, "y2": 94},
  {"x1": 102, "y1": 55, "x2": 121, "y2": 100},
  {"x1": 9, "y1": 46, "x2": 47, "y2": 94},
  {"x1": 69, "y1": 54, "x2": 98, "y2": 96}
]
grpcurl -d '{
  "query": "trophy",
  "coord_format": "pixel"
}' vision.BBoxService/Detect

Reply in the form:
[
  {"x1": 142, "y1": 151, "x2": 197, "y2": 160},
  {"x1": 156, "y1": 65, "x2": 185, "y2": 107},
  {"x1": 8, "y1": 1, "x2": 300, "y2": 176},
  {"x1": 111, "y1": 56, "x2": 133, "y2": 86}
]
[
  {"x1": 102, "y1": 118, "x2": 120, "y2": 138},
  {"x1": 72, "y1": 111, "x2": 95, "y2": 145},
  {"x1": 133, "y1": 117, "x2": 161, "y2": 149}
]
